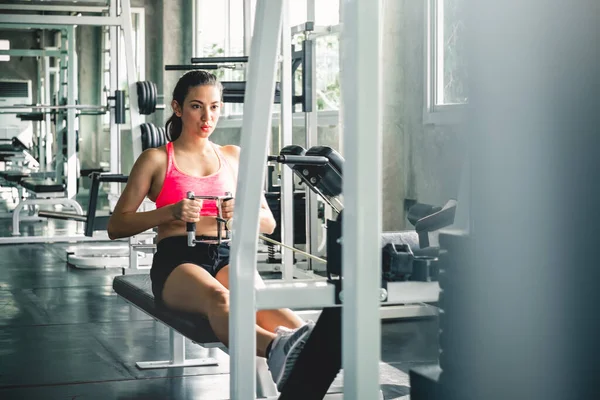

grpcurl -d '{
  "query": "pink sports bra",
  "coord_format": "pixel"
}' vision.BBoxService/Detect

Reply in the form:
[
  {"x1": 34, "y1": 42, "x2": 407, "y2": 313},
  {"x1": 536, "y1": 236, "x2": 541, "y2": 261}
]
[{"x1": 154, "y1": 141, "x2": 236, "y2": 216}]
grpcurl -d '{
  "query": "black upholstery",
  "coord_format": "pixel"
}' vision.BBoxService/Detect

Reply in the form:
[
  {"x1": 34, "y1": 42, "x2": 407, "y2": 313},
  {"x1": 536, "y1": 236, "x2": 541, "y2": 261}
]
[
  {"x1": 113, "y1": 274, "x2": 220, "y2": 345},
  {"x1": 304, "y1": 146, "x2": 343, "y2": 197},
  {"x1": 0, "y1": 170, "x2": 31, "y2": 183},
  {"x1": 20, "y1": 178, "x2": 64, "y2": 193}
]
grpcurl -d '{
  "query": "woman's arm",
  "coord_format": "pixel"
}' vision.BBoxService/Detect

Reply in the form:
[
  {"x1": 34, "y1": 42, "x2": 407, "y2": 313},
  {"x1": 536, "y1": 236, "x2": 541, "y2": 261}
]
[
  {"x1": 107, "y1": 149, "x2": 176, "y2": 239},
  {"x1": 222, "y1": 145, "x2": 277, "y2": 235}
]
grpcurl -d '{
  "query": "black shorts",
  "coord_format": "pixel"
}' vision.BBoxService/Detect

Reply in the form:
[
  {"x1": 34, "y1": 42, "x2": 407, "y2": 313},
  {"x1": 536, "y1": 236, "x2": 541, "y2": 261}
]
[{"x1": 150, "y1": 236, "x2": 230, "y2": 303}]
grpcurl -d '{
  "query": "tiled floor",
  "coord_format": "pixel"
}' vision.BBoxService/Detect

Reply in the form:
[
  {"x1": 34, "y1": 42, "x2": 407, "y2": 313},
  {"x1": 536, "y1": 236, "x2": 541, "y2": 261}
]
[{"x1": 0, "y1": 215, "x2": 439, "y2": 399}]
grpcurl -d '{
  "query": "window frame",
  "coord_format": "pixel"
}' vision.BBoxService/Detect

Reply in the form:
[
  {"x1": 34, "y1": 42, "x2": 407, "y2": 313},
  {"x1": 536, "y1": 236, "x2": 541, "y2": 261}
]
[
  {"x1": 194, "y1": 0, "x2": 342, "y2": 126},
  {"x1": 424, "y1": 0, "x2": 466, "y2": 126}
]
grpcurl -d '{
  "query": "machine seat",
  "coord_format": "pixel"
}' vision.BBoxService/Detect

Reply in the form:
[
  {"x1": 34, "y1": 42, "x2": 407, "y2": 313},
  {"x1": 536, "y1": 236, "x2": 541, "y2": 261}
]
[
  {"x1": 20, "y1": 178, "x2": 65, "y2": 193},
  {"x1": 113, "y1": 274, "x2": 219, "y2": 345}
]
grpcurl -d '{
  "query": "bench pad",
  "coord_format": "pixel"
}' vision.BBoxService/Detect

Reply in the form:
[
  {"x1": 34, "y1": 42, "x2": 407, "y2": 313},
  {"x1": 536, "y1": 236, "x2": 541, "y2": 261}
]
[
  {"x1": 0, "y1": 170, "x2": 31, "y2": 182},
  {"x1": 20, "y1": 178, "x2": 65, "y2": 193},
  {"x1": 113, "y1": 274, "x2": 219, "y2": 344}
]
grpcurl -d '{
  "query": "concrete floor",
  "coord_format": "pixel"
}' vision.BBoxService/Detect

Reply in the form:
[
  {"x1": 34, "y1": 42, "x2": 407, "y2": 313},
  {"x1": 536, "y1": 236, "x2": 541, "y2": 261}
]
[{"x1": 0, "y1": 214, "x2": 439, "y2": 400}]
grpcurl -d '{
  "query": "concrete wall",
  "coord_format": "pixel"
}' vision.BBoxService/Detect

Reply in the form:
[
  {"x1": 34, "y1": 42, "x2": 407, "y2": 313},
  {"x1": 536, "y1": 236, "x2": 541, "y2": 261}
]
[
  {"x1": 383, "y1": 0, "x2": 466, "y2": 229},
  {"x1": 398, "y1": 0, "x2": 466, "y2": 211}
]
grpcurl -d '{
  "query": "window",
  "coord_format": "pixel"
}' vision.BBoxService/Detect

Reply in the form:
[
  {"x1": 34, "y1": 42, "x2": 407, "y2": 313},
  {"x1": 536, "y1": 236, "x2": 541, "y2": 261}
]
[
  {"x1": 196, "y1": 0, "x2": 245, "y2": 116},
  {"x1": 290, "y1": 0, "x2": 341, "y2": 112},
  {"x1": 194, "y1": 0, "x2": 341, "y2": 121},
  {"x1": 0, "y1": 40, "x2": 9, "y2": 62},
  {"x1": 425, "y1": 0, "x2": 468, "y2": 124}
]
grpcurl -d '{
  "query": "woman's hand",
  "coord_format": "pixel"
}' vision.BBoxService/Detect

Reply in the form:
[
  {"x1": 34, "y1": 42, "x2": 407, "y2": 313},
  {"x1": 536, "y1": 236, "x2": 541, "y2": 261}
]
[
  {"x1": 222, "y1": 198, "x2": 235, "y2": 220},
  {"x1": 171, "y1": 198, "x2": 203, "y2": 222}
]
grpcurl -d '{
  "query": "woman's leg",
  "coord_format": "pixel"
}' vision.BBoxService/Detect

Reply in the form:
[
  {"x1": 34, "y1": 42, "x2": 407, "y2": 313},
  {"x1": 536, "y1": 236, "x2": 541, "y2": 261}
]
[
  {"x1": 214, "y1": 265, "x2": 305, "y2": 332},
  {"x1": 161, "y1": 263, "x2": 275, "y2": 357}
]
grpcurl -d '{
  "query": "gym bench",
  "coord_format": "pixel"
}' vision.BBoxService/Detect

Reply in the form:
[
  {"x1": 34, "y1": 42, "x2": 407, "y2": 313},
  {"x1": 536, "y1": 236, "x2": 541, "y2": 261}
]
[
  {"x1": 12, "y1": 178, "x2": 83, "y2": 236},
  {"x1": 113, "y1": 273, "x2": 279, "y2": 398}
]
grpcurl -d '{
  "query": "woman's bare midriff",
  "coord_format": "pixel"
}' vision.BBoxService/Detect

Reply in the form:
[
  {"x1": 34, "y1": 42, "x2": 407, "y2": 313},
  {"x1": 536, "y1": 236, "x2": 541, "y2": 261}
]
[{"x1": 156, "y1": 217, "x2": 228, "y2": 243}]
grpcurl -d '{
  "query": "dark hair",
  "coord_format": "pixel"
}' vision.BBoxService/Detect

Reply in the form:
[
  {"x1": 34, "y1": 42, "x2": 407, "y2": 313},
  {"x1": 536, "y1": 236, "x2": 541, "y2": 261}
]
[{"x1": 165, "y1": 70, "x2": 223, "y2": 142}]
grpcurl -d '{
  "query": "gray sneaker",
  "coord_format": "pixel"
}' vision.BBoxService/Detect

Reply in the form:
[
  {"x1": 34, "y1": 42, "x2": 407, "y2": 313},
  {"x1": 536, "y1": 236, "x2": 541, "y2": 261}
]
[{"x1": 267, "y1": 321, "x2": 315, "y2": 391}]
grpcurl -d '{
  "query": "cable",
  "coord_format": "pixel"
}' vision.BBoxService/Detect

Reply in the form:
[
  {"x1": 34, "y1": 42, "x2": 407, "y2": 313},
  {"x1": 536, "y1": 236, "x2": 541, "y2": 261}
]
[{"x1": 258, "y1": 234, "x2": 327, "y2": 264}]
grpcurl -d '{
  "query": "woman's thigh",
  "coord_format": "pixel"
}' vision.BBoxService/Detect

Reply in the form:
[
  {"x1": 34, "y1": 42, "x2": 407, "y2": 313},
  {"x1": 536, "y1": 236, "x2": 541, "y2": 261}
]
[
  {"x1": 162, "y1": 263, "x2": 228, "y2": 315},
  {"x1": 214, "y1": 264, "x2": 266, "y2": 290}
]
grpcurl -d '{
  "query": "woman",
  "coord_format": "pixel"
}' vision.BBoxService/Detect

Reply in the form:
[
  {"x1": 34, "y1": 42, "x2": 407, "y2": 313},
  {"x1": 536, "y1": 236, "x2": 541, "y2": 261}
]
[{"x1": 107, "y1": 70, "x2": 313, "y2": 390}]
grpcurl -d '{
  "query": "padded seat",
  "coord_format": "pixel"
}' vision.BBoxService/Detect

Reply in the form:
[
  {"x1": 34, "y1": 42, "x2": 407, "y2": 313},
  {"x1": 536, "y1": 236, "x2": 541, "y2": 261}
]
[
  {"x1": 113, "y1": 274, "x2": 219, "y2": 344},
  {"x1": 0, "y1": 170, "x2": 31, "y2": 183},
  {"x1": 20, "y1": 178, "x2": 65, "y2": 193}
]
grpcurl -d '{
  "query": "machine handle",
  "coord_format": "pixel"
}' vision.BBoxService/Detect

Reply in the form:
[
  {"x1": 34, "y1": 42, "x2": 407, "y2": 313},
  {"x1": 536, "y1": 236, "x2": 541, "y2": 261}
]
[{"x1": 186, "y1": 191, "x2": 196, "y2": 247}]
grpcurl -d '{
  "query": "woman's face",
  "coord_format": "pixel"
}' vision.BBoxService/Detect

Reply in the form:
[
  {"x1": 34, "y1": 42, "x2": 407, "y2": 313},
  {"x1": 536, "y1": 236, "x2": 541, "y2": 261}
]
[{"x1": 173, "y1": 84, "x2": 223, "y2": 138}]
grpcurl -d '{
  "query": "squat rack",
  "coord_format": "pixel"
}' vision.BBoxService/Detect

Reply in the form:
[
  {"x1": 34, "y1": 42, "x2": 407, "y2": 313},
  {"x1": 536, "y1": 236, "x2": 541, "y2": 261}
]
[{"x1": 0, "y1": 0, "x2": 142, "y2": 192}]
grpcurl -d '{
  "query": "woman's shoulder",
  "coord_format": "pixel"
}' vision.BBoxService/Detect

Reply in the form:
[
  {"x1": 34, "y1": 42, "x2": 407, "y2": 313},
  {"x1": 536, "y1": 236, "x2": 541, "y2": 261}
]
[
  {"x1": 135, "y1": 145, "x2": 168, "y2": 168},
  {"x1": 215, "y1": 143, "x2": 241, "y2": 163},
  {"x1": 215, "y1": 143, "x2": 241, "y2": 157}
]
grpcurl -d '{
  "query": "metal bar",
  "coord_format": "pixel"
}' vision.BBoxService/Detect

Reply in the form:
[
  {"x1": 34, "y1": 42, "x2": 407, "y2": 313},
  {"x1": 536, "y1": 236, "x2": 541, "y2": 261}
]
[
  {"x1": 280, "y1": 0, "x2": 295, "y2": 281},
  {"x1": 229, "y1": 1, "x2": 283, "y2": 398},
  {"x1": 54, "y1": 34, "x2": 66, "y2": 184},
  {"x1": 341, "y1": 0, "x2": 383, "y2": 398},
  {"x1": 256, "y1": 281, "x2": 336, "y2": 310},
  {"x1": 0, "y1": 104, "x2": 106, "y2": 111},
  {"x1": 0, "y1": 49, "x2": 64, "y2": 57},
  {"x1": 171, "y1": 329, "x2": 186, "y2": 364},
  {"x1": 386, "y1": 281, "x2": 440, "y2": 304},
  {"x1": 190, "y1": 56, "x2": 249, "y2": 64},
  {"x1": 66, "y1": 26, "x2": 77, "y2": 199},
  {"x1": 121, "y1": 0, "x2": 143, "y2": 164},
  {"x1": 243, "y1": 0, "x2": 252, "y2": 55},
  {"x1": 303, "y1": 0, "x2": 319, "y2": 273},
  {"x1": 37, "y1": 210, "x2": 87, "y2": 222},
  {"x1": 44, "y1": 55, "x2": 52, "y2": 170},
  {"x1": 0, "y1": 5, "x2": 107, "y2": 13},
  {"x1": 0, "y1": 15, "x2": 122, "y2": 26},
  {"x1": 295, "y1": 304, "x2": 439, "y2": 322},
  {"x1": 165, "y1": 64, "x2": 220, "y2": 71},
  {"x1": 0, "y1": 23, "x2": 70, "y2": 30},
  {"x1": 0, "y1": 233, "x2": 117, "y2": 245},
  {"x1": 109, "y1": 0, "x2": 119, "y2": 177},
  {"x1": 307, "y1": 24, "x2": 342, "y2": 40}
]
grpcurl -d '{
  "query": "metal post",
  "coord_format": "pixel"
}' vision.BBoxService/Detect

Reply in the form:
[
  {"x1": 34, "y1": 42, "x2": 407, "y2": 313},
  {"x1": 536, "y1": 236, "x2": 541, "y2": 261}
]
[
  {"x1": 66, "y1": 26, "x2": 77, "y2": 199},
  {"x1": 229, "y1": 1, "x2": 283, "y2": 398},
  {"x1": 195, "y1": 0, "x2": 203, "y2": 56},
  {"x1": 304, "y1": 0, "x2": 320, "y2": 271},
  {"x1": 120, "y1": 0, "x2": 143, "y2": 165},
  {"x1": 170, "y1": 329, "x2": 186, "y2": 364},
  {"x1": 37, "y1": 54, "x2": 43, "y2": 164},
  {"x1": 341, "y1": 0, "x2": 382, "y2": 399},
  {"x1": 243, "y1": 0, "x2": 253, "y2": 55},
  {"x1": 43, "y1": 55, "x2": 51, "y2": 170},
  {"x1": 280, "y1": 0, "x2": 295, "y2": 280},
  {"x1": 55, "y1": 32, "x2": 67, "y2": 185},
  {"x1": 106, "y1": 0, "x2": 120, "y2": 202}
]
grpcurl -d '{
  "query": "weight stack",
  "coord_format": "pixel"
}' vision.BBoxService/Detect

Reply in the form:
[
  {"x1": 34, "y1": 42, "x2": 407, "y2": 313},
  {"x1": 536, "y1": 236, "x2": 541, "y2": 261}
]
[
  {"x1": 436, "y1": 232, "x2": 471, "y2": 400},
  {"x1": 408, "y1": 231, "x2": 469, "y2": 400}
]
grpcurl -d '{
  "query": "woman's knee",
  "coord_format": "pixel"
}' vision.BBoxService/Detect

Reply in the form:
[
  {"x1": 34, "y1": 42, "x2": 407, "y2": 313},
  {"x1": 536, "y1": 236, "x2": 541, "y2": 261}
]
[{"x1": 206, "y1": 286, "x2": 230, "y2": 316}]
